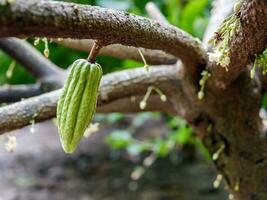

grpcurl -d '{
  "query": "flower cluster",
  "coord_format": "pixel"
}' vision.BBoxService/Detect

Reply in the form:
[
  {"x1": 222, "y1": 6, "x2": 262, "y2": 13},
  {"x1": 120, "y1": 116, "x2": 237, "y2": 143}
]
[
  {"x1": 198, "y1": 70, "x2": 211, "y2": 100},
  {"x1": 34, "y1": 38, "x2": 50, "y2": 58},
  {"x1": 84, "y1": 123, "x2": 100, "y2": 138},
  {"x1": 208, "y1": 1, "x2": 243, "y2": 70},
  {"x1": 5, "y1": 135, "x2": 16, "y2": 153},
  {"x1": 139, "y1": 86, "x2": 167, "y2": 110}
]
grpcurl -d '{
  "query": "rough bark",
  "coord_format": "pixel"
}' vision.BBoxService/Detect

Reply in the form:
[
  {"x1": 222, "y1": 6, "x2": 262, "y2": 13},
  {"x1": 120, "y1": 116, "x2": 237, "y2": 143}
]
[{"x1": 192, "y1": 72, "x2": 267, "y2": 199}]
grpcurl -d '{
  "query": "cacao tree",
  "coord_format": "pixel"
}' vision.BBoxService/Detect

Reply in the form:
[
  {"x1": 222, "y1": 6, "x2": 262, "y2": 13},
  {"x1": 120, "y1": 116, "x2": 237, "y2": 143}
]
[{"x1": 0, "y1": 0, "x2": 267, "y2": 199}]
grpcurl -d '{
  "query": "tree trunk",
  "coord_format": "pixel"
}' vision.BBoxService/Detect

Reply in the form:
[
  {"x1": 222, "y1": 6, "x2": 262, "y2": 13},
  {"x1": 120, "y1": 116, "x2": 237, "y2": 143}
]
[{"x1": 191, "y1": 72, "x2": 267, "y2": 200}]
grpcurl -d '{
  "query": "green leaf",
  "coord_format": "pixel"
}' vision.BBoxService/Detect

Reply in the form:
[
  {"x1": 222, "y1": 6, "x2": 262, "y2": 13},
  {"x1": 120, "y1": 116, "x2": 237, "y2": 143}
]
[
  {"x1": 122, "y1": 60, "x2": 142, "y2": 69},
  {"x1": 168, "y1": 116, "x2": 187, "y2": 128},
  {"x1": 166, "y1": 0, "x2": 181, "y2": 26},
  {"x1": 180, "y1": 0, "x2": 208, "y2": 35},
  {"x1": 176, "y1": 127, "x2": 192, "y2": 144},
  {"x1": 105, "y1": 130, "x2": 132, "y2": 149},
  {"x1": 153, "y1": 139, "x2": 171, "y2": 157},
  {"x1": 193, "y1": 16, "x2": 209, "y2": 38}
]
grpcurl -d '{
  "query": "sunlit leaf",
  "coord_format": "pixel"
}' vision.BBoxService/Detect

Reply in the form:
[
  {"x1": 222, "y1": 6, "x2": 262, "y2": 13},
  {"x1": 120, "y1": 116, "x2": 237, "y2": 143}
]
[{"x1": 180, "y1": 0, "x2": 208, "y2": 35}]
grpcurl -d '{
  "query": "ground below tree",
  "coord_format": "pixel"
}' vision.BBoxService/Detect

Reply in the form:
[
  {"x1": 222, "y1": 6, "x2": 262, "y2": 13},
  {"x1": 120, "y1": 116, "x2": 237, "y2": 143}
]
[{"x1": 0, "y1": 117, "x2": 227, "y2": 200}]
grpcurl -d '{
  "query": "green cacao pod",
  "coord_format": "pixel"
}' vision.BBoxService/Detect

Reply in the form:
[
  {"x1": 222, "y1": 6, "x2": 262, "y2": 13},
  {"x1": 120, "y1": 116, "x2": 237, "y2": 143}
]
[{"x1": 57, "y1": 59, "x2": 102, "y2": 153}]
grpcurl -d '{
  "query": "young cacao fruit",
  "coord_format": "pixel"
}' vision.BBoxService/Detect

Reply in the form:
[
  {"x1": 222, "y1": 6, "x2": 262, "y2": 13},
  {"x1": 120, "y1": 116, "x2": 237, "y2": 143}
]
[{"x1": 57, "y1": 59, "x2": 102, "y2": 153}]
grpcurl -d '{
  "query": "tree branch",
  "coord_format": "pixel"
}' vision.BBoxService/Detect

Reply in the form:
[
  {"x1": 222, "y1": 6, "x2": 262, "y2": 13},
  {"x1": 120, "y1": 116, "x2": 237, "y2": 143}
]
[
  {"x1": 55, "y1": 3, "x2": 174, "y2": 65},
  {"x1": 0, "y1": 0, "x2": 207, "y2": 70},
  {"x1": 208, "y1": 0, "x2": 267, "y2": 90},
  {"x1": 55, "y1": 39, "x2": 177, "y2": 65},
  {"x1": 0, "y1": 84, "x2": 42, "y2": 103},
  {"x1": 0, "y1": 65, "x2": 182, "y2": 134},
  {"x1": 0, "y1": 37, "x2": 66, "y2": 89},
  {"x1": 98, "y1": 65, "x2": 182, "y2": 104}
]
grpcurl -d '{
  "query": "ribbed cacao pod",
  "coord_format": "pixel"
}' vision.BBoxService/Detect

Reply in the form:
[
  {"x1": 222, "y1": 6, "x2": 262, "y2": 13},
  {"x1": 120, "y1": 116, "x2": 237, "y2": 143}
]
[{"x1": 57, "y1": 59, "x2": 102, "y2": 153}]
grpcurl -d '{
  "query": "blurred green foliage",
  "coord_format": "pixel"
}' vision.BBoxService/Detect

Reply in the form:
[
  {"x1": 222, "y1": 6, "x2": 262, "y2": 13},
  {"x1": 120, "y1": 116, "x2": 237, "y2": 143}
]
[{"x1": 105, "y1": 114, "x2": 210, "y2": 158}]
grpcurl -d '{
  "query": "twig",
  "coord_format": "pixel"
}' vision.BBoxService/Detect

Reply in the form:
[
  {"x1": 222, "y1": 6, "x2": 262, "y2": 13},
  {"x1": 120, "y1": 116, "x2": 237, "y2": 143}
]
[{"x1": 87, "y1": 40, "x2": 105, "y2": 63}]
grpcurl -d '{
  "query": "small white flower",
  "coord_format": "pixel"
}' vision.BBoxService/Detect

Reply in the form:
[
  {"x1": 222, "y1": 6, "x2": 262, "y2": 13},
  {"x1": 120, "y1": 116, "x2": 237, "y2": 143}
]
[
  {"x1": 84, "y1": 123, "x2": 99, "y2": 138},
  {"x1": 208, "y1": 50, "x2": 222, "y2": 63},
  {"x1": 44, "y1": 49, "x2": 49, "y2": 58},
  {"x1": 213, "y1": 174, "x2": 223, "y2": 189},
  {"x1": 212, "y1": 144, "x2": 225, "y2": 161},
  {"x1": 144, "y1": 65, "x2": 149, "y2": 72},
  {"x1": 160, "y1": 95, "x2": 167, "y2": 102},
  {"x1": 5, "y1": 136, "x2": 16, "y2": 153},
  {"x1": 139, "y1": 101, "x2": 146, "y2": 110},
  {"x1": 30, "y1": 126, "x2": 35, "y2": 134},
  {"x1": 220, "y1": 54, "x2": 230, "y2": 68},
  {"x1": 198, "y1": 91, "x2": 204, "y2": 100}
]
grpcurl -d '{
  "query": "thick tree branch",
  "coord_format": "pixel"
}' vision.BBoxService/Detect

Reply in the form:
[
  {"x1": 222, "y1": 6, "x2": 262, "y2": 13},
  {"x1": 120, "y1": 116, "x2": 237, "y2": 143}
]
[
  {"x1": 0, "y1": 89, "x2": 60, "y2": 134},
  {"x1": 0, "y1": 65, "x2": 181, "y2": 134},
  {"x1": 0, "y1": 84, "x2": 42, "y2": 103},
  {"x1": 208, "y1": 0, "x2": 267, "y2": 90},
  {"x1": 98, "y1": 65, "x2": 182, "y2": 104},
  {"x1": 56, "y1": 3, "x2": 175, "y2": 65},
  {"x1": 0, "y1": 0, "x2": 207, "y2": 70},
  {"x1": 55, "y1": 39, "x2": 177, "y2": 65}
]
